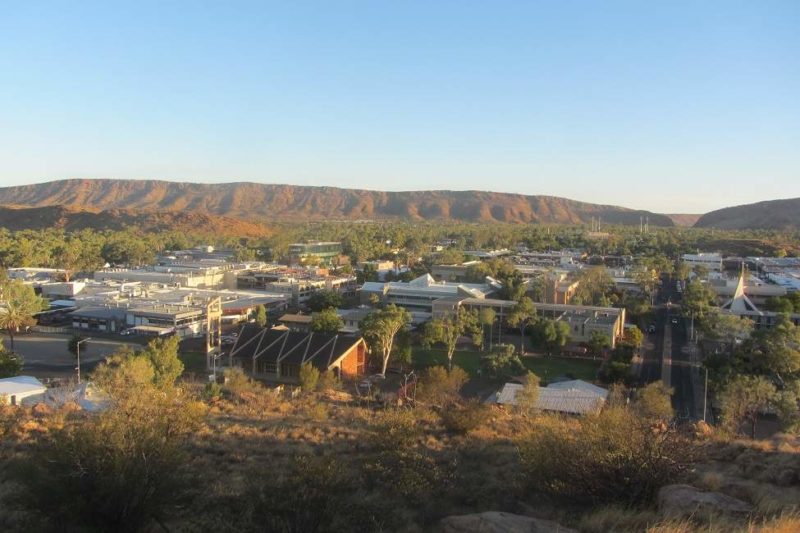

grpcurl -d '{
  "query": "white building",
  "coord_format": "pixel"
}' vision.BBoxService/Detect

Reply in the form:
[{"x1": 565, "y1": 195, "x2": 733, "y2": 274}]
[
  {"x1": 682, "y1": 253, "x2": 723, "y2": 272},
  {"x1": 492, "y1": 379, "x2": 608, "y2": 415},
  {"x1": 0, "y1": 376, "x2": 48, "y2": 406}
]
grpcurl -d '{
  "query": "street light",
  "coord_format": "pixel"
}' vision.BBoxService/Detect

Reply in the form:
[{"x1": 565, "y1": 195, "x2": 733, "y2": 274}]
[{"x1": 75, "y1": 337, "x2": 91, "y2": 384}]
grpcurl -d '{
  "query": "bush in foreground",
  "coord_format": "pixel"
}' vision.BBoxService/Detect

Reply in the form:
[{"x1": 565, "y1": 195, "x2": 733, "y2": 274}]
[{"x1": 518, "y1": 406, "x2": 695, "y2": 506}]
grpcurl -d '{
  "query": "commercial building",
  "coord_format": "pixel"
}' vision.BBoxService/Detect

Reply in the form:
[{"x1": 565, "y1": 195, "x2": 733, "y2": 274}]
[
  {"x1": 288, "y1": 241, "x2": 343, "y2": 265},
  {"x1": 541, "y1": 273, "x2": 580, "y2": 304},
  {"x1": 361, "y1": 274, "x2": 499, "y2": 314},
  {"x1": 95, "y1": 266, "x2": 237, "y2": 289},
  {"x1": 237, "y1": 266, "x2": 356, "y2": 307},
  {"x1": 447, "y1": 298, "x2": 626, "y2": 348},
  {"x1": 681, "y1": 253, "x2": 723, "y2": 272}
]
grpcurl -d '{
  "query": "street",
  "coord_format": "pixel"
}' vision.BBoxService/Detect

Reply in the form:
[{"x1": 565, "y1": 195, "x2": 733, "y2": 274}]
[
  {"x1": 2, "y1": 333, "x2": 138, "y2": 379},
  {"x1": 639, "y1": 275, "x2": 702, "y2": 420}
]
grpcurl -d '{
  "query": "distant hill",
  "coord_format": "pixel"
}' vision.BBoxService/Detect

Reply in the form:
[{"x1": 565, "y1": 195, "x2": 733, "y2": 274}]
[
  {"x1": 694, "y1": 198, "x2": 800, "y2": 230},
  {"x1": 0, "y1": 179, "x2": 674, "y2": 226},
  {"x1": 0, "y1": 204, "x2": 272, "y2": 237},
  {"x1": 666, "y1": 214, "x2": 701, "y2": 227}
]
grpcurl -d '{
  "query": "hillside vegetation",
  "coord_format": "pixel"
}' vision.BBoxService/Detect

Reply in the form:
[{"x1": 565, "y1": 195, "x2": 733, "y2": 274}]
[
  {"x1": 695, "y1": 198, "x2": 800, "y2": 230},
  {"x1": 0, "y1": 205, "x2": 272, "y2": 237},
  {"x1": 0, "y1": 179, "x2": 675, "y2": 226}
]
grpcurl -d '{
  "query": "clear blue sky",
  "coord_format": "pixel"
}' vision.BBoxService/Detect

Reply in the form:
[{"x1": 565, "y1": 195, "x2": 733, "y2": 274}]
[{"x1": 1, "y1": 1, "x2": 798, "y2": 213}]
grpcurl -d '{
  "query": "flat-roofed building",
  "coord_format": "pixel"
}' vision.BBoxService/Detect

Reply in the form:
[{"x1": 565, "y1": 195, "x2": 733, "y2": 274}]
[
  {"x1": 682, "y1": 253, "x2": 723, "y2": 272},
  {"x1": 288, "y1": 241, "x2": 343, "y2": 265},
  {"x1": 125, "y1": 304, "x2": 205, "y2": 337},
  {"x1": 453, "y1": 298, "x2": 625, "y2": 348},
  {"x1": 361, "y1": 273, "x2": 499, "y2": 314}
]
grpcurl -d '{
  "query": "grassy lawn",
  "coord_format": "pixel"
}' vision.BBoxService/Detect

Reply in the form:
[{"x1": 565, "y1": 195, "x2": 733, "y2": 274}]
[
  {"x1": 412, "y1": 348, "x2": 483, "y2": 374},
  {"x1": 412, "y1": 347, "x2": 602, "y2": 383},
  {"x1": 521, "y1": 356, "x2": 601, "y2": 382}
]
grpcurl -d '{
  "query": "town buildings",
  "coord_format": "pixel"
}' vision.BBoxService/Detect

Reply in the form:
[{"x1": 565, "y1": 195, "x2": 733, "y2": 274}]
[
  {"x1": 228, "y1": 325, "x2": 367, "y2": 381},
  {"x1": 288, "y1": 241, "x2": 343, "y2": 266}
]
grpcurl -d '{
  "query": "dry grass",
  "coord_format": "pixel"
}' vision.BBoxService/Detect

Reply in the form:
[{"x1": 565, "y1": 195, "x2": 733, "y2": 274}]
[{"x1": 1, "y1": 378, "x2": 798, "y2": 532}]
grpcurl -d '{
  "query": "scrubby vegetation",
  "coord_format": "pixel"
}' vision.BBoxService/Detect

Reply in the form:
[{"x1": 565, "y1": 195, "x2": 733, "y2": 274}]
[{"x1": 0, "y1": 347, "x2": 797, "y2": 532}]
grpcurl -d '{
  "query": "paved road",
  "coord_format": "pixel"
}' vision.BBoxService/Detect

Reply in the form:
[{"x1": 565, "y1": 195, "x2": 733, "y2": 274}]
[
  {"x1": 2, "y1": 334, "x2": 137, "y2": 378},
  {"x1": 638, "y1": 276, "x2": 701, "y2": 420},
  {"x1": 669, "y1": 315, "x2": 698, "y2": 418}
]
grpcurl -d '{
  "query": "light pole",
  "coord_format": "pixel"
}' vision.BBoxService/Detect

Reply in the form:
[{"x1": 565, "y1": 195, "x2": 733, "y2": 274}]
[
  {"x1": 703, "y1": 365, "x2": 709, "y2": 423},
  {"x1": 75, "y1": 337, "x2": 91, "y2": 384}
]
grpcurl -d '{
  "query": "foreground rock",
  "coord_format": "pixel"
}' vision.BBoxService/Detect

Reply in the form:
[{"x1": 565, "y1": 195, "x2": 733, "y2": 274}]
[
  {"x1": 439, "y1": 512, "x2": 577, "y2": 533},
  {"x1": 658, "y1": 484, "x2": 753, "y2": 518}
]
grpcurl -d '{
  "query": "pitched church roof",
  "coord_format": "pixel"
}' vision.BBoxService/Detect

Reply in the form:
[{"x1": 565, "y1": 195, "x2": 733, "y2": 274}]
[{"x1": 722, "y1": 268, "x2": 762, "y2": 315}]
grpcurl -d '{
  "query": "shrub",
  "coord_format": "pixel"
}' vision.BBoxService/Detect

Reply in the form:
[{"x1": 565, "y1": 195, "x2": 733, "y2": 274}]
[
  {"x1": 13, "y1": 371, "x2": 204, "y2": 532},
  {"x1": 299, "y1": 363, "x2": 320, "y2": 393},
  {"x1": 203, "y1": 381, "x2": 222, "y2": 400},
  {"x1": 439, "y1": 399, "x2": 488, "y2": 434},
  {"x1": 0, "y1": 348, "x2": 23, "y2": 378},
  {"x1": 417, "y1": 366, "x2": 468, "y2": 406},
  {"x1": 223, "y1": 367, "x2": 263, "y2": 401},
  {"x1": 369, "y1": 408, "x2": 421, "y2": 450},
  {"x1": 317, "y1": 369, "x2": 339, "y2": 392},
  {"x1": 243, "y1": 456, "x2": 363, "y2": 532},
  {"x1": 363, "y1": 447, "x2": 450, "y2": 506},
  {"x1": 517, "y1": 406, "x2": 694, "y2": 505},
  {"x1": 633, "y1": 382, "x2": 675, "y2": 421}
]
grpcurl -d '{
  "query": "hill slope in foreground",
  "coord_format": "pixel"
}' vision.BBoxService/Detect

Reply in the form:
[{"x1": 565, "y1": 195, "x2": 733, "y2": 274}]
[
  {"x1": 0, "y1": 205, "x2": 272, "y2": 237},
  {"x1": 0, "y1": 179, "x2": 674, "y2": 226},
  {"x1": 695, "y1": 198, "x2": 800, "y2": 230}
]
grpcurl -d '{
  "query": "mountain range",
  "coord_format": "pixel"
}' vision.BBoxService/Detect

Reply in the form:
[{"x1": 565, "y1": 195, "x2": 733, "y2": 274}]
[
  {"x1": 0, "y1": 179, "x2": 794, "y2": 230},
  {"x1": 0, "y1": 179, "x2": 674, "y2": 226}
]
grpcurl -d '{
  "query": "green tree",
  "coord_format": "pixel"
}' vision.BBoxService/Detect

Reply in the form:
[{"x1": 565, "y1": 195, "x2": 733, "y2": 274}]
[
  {"x1": 536, "y1": 319, "x2": 571, "y2": 355},
  {"x1": 307, "y1": 290, "x2": 344, "y2": 312},
  {"x1": 478, "y1": 307, "x2": 496, "y2": 351},
  {"x1": 633, "y1": 382, "x2": 674, "y2": 421},
  {"x1": 0, "y1": 347, "x2": 23, "y2": 378},
  {"x1": 681, "y1": 280, "x2": 718, "y2": 323},
  {"x1": 576, "y1": 266, "x2": 615, "y2": 306},
  {"x1": 754, "y1": 314, "x2": 800, "y2": 378},
  {"x1": 702, "y1": 311, "x2": 752, "y2": 352},
  {"x1": 515, "y1": 371, "x2": 541, "y2": 416},
  {"x1": 420, "y1": 307, "x2": 482, "y2": 370},
  {"x1": 718, "y1": 375, "x2": 777, "y2": 438},
  {"x1": 620, "y1": 326, "x2": 644, "y2": 350},
  {"x1": 507, "y1": 296, "x2": 536, "y2": 355},
  {"x1": 0, "y1": 280, "x2": 47, "y2": 349},
  {"x1": 588, "y1": 331, "x2": 611, "y2": 358},
  {"x1": 67, "y1": 333, "x2": 88, "y2": 358},
  {"x1": 310, "y1": 308, "x2": 344, "y2": 334},
  {"x1": 254, "y1": 304, "x2": 268, "y2": 327},
  {"x1": 480, "y1": 343, "x2": 525, "y2": 379},
  {"x1": 359, "y1": 305, "x2": 411, "y2": 375},
  {"x1": 140, "y1": 336, "x2": 184, "y2": 388}
]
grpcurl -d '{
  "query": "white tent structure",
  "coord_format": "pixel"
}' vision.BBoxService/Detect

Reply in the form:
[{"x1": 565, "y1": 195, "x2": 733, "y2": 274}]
[{"x1": 491, "y1": 379, "x2": 607, "y2": 415}]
